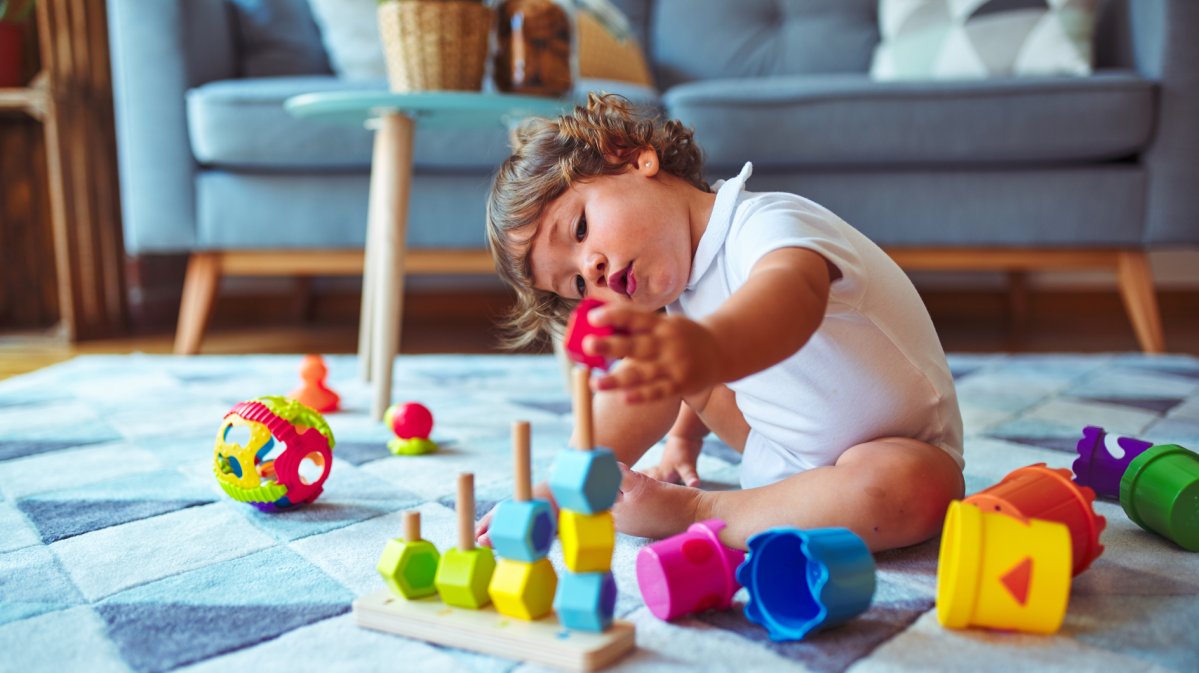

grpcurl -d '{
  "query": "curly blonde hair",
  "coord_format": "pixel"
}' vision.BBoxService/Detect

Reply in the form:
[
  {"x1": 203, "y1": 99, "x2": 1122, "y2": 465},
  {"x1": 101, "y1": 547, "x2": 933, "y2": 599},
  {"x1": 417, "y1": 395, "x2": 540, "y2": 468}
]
[{"x1": 486, "y1": 93, "x2": 708, "y2": 351}]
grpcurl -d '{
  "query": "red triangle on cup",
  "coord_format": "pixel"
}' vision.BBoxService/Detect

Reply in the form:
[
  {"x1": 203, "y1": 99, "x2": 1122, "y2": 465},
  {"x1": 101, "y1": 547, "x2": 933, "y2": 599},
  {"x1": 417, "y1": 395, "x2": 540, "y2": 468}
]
[{"x1": 1001, "y1": 556, "x2": 1033, "y2": 606}]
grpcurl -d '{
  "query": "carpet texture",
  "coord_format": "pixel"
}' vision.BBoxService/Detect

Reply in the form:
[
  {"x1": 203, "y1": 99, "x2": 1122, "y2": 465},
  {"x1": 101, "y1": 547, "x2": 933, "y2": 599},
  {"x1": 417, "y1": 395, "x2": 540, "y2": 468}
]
[{"x1": 1, "y1": 353, "x2": 1198, "y2": 673}]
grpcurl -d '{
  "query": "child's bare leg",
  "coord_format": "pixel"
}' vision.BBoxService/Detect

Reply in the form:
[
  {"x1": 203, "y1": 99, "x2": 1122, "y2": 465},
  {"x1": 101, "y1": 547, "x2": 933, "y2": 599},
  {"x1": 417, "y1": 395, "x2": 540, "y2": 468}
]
[{"x1": 614, "y1": 437, "x2": 963, "y2": 551}]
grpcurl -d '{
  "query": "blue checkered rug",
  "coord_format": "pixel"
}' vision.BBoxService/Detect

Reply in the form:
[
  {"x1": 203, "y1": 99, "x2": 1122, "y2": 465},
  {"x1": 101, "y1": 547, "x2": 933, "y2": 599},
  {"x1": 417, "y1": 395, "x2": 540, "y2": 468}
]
[{"x1": 2, "y1": 353, "x2": 1198, "y2": 673}]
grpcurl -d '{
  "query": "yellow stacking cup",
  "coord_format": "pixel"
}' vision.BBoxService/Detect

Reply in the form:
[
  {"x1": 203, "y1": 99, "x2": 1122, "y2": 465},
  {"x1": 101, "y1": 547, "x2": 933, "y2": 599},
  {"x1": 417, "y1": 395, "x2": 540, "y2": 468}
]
[{"x1": 937, "y1": 501, "x2": 1072, "y2": 634}]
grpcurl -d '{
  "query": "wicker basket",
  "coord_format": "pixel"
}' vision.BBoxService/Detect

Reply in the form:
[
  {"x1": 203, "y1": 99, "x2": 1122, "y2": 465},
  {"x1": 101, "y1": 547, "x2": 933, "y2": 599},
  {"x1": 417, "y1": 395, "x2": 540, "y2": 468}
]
[{"x1": 377, "y1": 0, "x2": 493, "y2": 92}]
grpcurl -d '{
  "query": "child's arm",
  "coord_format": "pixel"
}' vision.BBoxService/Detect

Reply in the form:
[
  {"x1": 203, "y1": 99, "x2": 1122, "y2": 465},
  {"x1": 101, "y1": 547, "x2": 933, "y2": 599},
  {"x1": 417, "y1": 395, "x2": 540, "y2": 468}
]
[{"x1": 588, "y1": 247, "x2": 832, "y2": 402}]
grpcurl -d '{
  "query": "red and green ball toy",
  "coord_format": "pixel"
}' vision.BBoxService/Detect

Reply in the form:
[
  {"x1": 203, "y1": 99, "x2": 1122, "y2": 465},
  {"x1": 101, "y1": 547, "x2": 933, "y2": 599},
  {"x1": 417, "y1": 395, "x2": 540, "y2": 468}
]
[{"x1": 385, "y1": 402, "x2": 437, "y2": 455}]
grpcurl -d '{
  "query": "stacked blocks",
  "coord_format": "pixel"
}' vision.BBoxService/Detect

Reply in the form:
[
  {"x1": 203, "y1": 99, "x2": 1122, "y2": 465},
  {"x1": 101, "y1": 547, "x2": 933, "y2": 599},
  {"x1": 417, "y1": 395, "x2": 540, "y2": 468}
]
[
  {"x1": 488, "y1": 421, "x2": 558, "y2": 619},
  {"x1": 378, "y1": 510, "x2": 440, "y2": 599},
  {"x1": 551, "y1": 368, "x2": 621, "y2": 632},
  {"x1": 435, "y1": 473, "x2": 496, "y2": 609}
]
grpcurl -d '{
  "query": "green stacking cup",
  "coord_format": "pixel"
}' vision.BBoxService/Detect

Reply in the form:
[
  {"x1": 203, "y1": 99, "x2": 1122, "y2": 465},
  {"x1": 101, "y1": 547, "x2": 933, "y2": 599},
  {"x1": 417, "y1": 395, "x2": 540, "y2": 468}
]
[{"x1": 1119, "y1": 444, "x2": 1199, "y2": 552}]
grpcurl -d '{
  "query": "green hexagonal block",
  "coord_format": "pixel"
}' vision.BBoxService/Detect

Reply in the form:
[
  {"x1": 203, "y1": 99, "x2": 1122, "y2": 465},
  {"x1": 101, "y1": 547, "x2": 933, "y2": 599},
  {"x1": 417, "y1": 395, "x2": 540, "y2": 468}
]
[
  {"x1": 377, "y1": 538, "x2": 441, "y2": 599},
  {"x1": 434, "y1": 546, "x2": 496, "y2": 609}
]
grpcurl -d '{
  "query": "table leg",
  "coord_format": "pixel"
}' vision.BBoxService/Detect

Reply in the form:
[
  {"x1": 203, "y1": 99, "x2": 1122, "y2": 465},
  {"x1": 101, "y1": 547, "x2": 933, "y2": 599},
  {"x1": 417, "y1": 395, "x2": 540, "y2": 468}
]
[
  {"x1": 370, "y1": 113, "x2": 416, "y2": 421},
  {"x1": 359, "y1": 126, "x2": 389, "y2": 382}
]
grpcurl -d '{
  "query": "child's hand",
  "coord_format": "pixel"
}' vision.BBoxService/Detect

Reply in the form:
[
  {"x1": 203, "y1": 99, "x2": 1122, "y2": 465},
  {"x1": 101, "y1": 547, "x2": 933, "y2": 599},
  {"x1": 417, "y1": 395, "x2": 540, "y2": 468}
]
[
  {"x1": 639, "y1": 434, "x2": 703, "y2": 487},
  {"x1": 586, "y1": 306, "x2": 721, "y2": 403}
]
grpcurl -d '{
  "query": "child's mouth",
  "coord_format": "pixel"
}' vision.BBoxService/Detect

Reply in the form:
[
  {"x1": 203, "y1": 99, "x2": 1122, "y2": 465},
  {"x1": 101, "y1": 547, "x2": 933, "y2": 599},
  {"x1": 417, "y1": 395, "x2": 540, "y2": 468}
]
[{"x1": 611, "y1": 264, "x2": 635, "y2": 298}]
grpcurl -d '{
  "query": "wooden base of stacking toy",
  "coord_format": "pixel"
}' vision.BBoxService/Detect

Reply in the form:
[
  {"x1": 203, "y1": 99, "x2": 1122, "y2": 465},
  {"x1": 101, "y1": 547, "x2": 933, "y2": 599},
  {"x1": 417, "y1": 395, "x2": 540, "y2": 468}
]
[{"x1": 353, "y1": 590, "x2": 635, "y2": 672}]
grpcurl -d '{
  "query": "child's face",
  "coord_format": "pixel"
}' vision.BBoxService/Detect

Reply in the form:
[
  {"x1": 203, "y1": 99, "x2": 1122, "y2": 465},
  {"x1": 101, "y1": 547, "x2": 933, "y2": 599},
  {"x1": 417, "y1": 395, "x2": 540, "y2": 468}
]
[{"x1": 525, "y1": 159, "x2": 696, "y2": 310}]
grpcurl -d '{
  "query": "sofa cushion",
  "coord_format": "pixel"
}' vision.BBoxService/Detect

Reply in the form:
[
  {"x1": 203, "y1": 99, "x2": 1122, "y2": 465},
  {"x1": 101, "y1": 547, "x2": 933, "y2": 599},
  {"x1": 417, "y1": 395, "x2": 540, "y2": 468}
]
[
  {"x1": 651, "y1": 0, "x2": 879, "y2": 89},
  {"x1": 228, "y1": 0, "x2": 332, "y2": 77},
  {"x1": 187, "y1": 76, "x2": 660, "y2": 170},
  {"x1": 870, "y1": 0, "x2": 1100, "y2": 81},
  {"x1": 665, "y1": 71, "x2": 1155, "y2": 169},
  {"x1": 741, "y1": 165, "x2": 1146, "y2": 246},
  {"x1": 195, "y1": 170, "x2": 496, "y2": 249}
]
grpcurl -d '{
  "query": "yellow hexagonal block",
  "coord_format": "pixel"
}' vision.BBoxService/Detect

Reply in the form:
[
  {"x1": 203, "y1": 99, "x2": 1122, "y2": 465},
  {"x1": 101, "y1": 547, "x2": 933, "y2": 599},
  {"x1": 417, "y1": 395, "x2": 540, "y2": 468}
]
[
  {"x1": 488, "y1": 557, "x2": 558, "y2": 620},
  {"x1": 559, "y1": 509, "x2": 615, "y2": 573}
]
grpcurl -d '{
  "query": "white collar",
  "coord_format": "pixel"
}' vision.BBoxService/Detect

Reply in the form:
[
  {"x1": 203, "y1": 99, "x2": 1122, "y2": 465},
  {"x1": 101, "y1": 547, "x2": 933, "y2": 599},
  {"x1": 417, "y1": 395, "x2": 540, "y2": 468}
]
[{"x1": 687, "y1": 162, "x2": 753, "y2": 290}]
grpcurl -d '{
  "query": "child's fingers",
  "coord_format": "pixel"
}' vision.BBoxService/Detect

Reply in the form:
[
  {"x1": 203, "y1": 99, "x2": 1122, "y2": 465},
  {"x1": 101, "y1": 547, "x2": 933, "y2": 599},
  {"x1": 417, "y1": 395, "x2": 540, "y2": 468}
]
[
  {"x1": 585, "y1": 332, "x2": 659, "y2": 360},
  {"x1": 590, "y1": 305, "x2": 660, "y2": 333},
  {"x1": 595, "y1": 361, "x2": 665, "y2": 391},
  {"x1": 677, "y1": 463, "x2": 701, "y2": 488}
]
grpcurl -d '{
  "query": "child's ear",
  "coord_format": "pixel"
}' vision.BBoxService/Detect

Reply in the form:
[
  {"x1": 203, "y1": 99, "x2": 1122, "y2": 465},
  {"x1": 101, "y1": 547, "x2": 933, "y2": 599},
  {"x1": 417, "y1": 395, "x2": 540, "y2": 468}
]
[{"x1": 635, "y1": 148, "x2": 659, "y2": 177}]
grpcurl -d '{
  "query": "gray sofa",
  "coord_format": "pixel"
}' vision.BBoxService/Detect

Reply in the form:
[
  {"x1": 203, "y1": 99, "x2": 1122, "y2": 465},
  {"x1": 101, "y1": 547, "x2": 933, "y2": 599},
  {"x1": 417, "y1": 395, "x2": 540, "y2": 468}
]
[{"x1": 107, "y1": 0, "x2": 1197, "y2": 354}]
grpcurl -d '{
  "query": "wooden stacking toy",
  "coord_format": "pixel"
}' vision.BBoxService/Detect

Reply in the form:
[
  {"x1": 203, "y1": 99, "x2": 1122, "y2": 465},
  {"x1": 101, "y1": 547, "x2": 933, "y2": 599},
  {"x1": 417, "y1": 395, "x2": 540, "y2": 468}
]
[
  {"x1": 1073, "y1": 425, "x2": 1154, "y2": 498},
  {"x1": 737, "y1": 527, "x2": 875, "y2": 641},
  {"x1": 965, "y1": 463, "x2": 1106, "y2": 575},
  {"x1": 636, "y1": 519, "x2": 746, "y2": 621},
  {"x1": 489, "y1": 421, "x2": 559, "y2": 619},
  {"x1": 1119, "y1": 443, "x2": 1199, "y2": 552},
  {"x1": 937, "y1": 501, "x2": 1072, "y2": 634},
  {"x1": 551, "y1": 368, "x2": 622, "y2": 632},
  {"x1": 434, "y1": 473, "x2": 496, "y2": 608},
  {"x1": 378, "y1": 510, "x2": 441, "y2": 599}
]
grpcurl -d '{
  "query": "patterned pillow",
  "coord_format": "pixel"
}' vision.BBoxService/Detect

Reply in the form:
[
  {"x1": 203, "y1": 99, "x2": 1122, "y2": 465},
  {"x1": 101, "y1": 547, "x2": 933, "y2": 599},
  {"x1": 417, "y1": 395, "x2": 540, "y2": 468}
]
[{"x1": 870, "y1": 0, "x2": 1099, "y2": 81}]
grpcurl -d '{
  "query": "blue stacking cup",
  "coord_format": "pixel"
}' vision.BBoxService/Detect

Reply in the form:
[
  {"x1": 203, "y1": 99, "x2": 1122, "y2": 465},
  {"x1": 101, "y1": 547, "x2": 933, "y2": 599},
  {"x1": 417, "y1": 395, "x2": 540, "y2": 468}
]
[{"x1": 736, "y1": 527, "x2": 876, "y2": 641}]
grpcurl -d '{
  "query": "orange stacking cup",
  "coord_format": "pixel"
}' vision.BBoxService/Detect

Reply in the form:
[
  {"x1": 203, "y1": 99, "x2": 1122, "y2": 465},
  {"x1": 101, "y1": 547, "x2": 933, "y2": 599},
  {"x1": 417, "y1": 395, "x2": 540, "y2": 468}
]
[{"x1": 964, "y1": 464, "x2": 1106, "y2": 576}]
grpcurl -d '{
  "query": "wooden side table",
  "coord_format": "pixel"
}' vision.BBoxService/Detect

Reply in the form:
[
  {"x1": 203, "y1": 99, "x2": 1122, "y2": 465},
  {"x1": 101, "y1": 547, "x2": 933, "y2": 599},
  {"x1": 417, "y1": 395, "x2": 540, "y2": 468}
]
[{"x1": 285, "y1": 91, "x2": 565, "y2": 420}]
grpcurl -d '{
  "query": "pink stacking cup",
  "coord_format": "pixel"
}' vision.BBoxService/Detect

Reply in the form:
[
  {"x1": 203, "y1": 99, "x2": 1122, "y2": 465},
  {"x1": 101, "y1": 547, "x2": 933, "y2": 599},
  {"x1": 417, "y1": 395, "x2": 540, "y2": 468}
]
[{"x1": 636, "y1": 519, "x2": 746, "y2": 620}]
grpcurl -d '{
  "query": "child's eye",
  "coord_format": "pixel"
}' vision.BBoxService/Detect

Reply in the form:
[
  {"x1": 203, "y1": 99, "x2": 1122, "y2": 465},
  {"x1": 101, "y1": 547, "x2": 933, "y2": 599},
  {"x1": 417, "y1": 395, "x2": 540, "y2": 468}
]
[
  {"x1": 575, "y1": 274, "x2": 586, "y2": 298},
  {"x1": 575, "y1": 213, "x2": 587, "y2": 242}
]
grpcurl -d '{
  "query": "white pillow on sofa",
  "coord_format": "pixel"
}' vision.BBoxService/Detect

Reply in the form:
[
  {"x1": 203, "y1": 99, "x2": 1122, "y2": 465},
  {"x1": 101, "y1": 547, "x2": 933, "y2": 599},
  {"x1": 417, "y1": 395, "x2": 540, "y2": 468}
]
[
  {"x1": 871, "y1": 0, "x2": 1099, "y2": 81},
  {"x1": 304, "y1": 0, "x2": 387, "y2": 79}
]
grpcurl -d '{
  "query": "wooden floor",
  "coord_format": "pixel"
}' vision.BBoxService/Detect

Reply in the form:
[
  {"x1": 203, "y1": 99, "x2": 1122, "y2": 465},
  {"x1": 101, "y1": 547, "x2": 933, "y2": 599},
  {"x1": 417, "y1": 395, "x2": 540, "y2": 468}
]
[{"x1": 2, "y1": 289, "x2": 1197, "y2": 381}]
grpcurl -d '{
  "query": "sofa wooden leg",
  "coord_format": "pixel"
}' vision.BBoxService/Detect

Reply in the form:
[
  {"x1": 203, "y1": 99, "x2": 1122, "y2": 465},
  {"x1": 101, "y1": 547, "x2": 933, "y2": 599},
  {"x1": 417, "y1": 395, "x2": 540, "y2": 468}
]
[
  {"x1": 1006, "y1": 270, "x2": 1029, "y2": 351},
  {"x1": 1115, "y1": 251, "x2": 1166, "y2": 354},
  {"x1": 175, "y1": 252, "x2": 221, "y2": 355}
]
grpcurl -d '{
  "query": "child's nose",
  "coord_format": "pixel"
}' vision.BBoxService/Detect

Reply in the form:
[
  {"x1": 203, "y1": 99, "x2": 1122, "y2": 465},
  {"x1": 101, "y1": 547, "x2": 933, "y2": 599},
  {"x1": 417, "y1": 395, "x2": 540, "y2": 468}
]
[{"x1": 586, "y1": 256, "x2": 607, "y2": 287}]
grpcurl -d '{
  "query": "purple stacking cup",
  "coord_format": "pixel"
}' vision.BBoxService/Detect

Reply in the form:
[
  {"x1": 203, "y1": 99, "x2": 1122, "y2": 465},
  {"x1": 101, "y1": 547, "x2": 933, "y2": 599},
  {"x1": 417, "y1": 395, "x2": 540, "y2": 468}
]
[{"x1": 1073, "y1": 425, "x2": 1154, "y2": 499}]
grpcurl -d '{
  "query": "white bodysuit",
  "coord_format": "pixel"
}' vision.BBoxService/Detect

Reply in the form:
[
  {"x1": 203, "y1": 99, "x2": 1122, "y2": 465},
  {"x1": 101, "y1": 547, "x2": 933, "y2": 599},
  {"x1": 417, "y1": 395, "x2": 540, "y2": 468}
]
[{"x1": 667, "y1": 163, "x2": 964, "y2": 489}]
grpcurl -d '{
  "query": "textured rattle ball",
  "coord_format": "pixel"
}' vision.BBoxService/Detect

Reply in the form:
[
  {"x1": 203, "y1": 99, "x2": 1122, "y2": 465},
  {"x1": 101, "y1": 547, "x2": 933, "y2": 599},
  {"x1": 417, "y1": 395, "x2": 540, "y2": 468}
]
[
  {"x1": 213, "y1": 396, "x2": 335, "y2": 512},
  {"x1": 385, "y1": 402, "x2": 437, "y2": 455}
]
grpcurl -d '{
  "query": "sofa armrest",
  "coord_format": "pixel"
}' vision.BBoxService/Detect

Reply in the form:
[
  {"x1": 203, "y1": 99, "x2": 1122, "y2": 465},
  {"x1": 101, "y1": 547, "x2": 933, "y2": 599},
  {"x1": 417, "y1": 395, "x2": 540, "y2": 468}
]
[
  {"x1": 107, "y1": 0, "x2": 238, "y2": 254},
  {"x1": 1126, "y1": 0, "x2": 1199, "y2": 244}
]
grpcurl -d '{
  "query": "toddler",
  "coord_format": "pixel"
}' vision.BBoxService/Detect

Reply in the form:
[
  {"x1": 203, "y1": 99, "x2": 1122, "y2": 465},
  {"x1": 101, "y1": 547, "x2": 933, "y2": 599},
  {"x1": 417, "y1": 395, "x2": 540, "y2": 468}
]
[{"x1": 477, "y1": 94, "x2": 964, "y2": 552}]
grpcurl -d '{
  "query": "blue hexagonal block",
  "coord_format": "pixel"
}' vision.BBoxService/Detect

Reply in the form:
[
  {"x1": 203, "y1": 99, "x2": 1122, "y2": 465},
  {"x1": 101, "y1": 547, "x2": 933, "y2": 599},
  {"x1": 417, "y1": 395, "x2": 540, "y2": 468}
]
[
  {"x1": 490, "y1": 499, "x2": 555, "y2": 563},
  {"x1": 549, "y1": 448, "x2": 621, "y2": 515},
  {"x1": 554, "y1": 571, "x2": 617, "y2": 632}
]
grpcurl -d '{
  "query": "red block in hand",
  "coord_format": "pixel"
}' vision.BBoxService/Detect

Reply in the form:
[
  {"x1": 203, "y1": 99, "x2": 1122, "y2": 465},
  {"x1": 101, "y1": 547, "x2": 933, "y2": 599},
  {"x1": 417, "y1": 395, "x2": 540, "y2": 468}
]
[{"x1": 564, "y1": 298, "x2": 623, "y2": 371}]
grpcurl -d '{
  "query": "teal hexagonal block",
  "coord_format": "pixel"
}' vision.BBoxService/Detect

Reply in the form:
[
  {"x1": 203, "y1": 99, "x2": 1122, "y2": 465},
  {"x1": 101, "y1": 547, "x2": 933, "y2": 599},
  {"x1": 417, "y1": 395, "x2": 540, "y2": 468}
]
[
  {"x1": 554, "y1": 571, "x2": 617, "y2": 632},
  {"x1": 377, "y1": 538, "x2": 440, "y2": 599},
  {"x1": 490, "y1": 499, "x2": 555, "y2": 563},
  {"x1": 549, "y1": 448, "x2": 621, "y2": 515}
]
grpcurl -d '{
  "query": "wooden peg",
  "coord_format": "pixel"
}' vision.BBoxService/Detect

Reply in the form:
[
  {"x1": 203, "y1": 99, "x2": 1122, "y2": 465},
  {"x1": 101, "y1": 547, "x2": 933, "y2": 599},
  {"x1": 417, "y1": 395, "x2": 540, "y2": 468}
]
[
  {"x1": 513, "y1": 421, "x2": 532, "y2": 502},
  {"x1": 457, "y1": 473, "x2": 475, "y2": 551},
  {"x1": 402, "y1": 510, "x2": 420, "y2": 543},
  {"x1": 573, "y1": 367, "x2": 593, "y2": 450}
]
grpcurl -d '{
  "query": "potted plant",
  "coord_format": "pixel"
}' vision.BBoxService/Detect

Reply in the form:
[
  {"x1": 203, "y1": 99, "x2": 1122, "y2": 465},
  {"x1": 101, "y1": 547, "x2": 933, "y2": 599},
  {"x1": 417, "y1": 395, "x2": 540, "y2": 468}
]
[
  {"x1": 0, "y1": 0, "x2": 35, "y2": 87},
  {"x1": 376, "y1": 0, "x2": 492, "y2": 92}
]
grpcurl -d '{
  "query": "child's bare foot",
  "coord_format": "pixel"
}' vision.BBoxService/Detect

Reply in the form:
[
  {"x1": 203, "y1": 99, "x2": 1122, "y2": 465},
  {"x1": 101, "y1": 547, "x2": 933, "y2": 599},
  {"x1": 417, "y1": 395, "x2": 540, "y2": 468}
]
[{"x1": 612, "y1": 463, "x2": 703, "y2": 539}]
